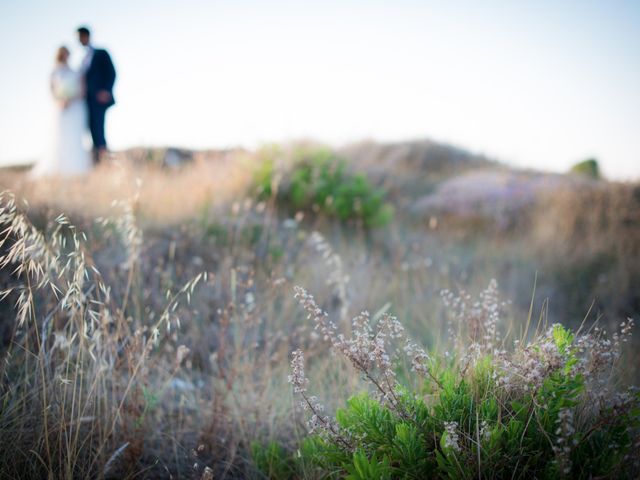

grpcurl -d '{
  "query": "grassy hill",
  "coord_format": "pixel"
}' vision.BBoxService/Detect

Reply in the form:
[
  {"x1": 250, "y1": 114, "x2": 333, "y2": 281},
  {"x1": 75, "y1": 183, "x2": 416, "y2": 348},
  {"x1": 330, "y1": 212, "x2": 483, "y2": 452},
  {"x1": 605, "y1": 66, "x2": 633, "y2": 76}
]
[{"x1": 0, "y1": 140, "x2": 638, "y2": 478}]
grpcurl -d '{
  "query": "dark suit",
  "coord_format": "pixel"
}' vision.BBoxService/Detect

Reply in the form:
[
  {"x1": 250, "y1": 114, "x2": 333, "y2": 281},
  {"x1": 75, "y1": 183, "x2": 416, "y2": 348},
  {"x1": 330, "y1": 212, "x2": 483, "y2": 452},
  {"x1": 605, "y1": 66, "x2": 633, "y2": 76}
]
[{"x1": 85, "y1": 48, "x2": 116, "y2": 157}]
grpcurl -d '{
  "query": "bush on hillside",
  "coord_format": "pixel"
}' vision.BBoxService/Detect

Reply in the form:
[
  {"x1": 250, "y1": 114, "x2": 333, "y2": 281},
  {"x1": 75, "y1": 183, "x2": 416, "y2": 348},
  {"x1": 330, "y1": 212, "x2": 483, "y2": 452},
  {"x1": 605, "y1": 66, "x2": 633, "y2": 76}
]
[
  {"x1": 570, "y1": 158, "x2": 600, "y2": 179},
  {"x1": 253, "y1": 147, "x2": 393, "y2": 227}
]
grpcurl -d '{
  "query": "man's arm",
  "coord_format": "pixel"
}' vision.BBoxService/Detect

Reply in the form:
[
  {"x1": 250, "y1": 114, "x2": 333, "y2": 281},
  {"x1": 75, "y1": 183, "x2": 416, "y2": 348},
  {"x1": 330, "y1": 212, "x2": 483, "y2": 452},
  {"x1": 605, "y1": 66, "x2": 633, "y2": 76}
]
[
  {"x1": 95, "y1": 50, "x2": 116, "y2": 104},
  {"x1": 101, "y1": 50, "x2": 116, "y2": 91}
]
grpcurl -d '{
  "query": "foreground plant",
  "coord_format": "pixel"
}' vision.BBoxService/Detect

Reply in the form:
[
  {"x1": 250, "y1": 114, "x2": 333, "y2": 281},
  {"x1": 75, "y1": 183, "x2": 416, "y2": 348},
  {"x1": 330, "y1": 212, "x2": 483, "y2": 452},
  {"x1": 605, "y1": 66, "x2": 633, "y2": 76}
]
[
  {"x1": 0, "y1": 194, "x2": 208, "y2": 478},
  {"x1": 259, "y1": 283, "x2": 640, "y2": 479}
]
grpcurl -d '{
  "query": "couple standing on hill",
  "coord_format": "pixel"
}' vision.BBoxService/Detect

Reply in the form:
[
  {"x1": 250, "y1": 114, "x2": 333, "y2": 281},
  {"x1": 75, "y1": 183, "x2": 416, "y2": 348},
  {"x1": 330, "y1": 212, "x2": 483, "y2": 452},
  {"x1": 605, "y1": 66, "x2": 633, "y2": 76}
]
[{"x1": 32, "y1": 26, "x2": 116, "y2": 177}]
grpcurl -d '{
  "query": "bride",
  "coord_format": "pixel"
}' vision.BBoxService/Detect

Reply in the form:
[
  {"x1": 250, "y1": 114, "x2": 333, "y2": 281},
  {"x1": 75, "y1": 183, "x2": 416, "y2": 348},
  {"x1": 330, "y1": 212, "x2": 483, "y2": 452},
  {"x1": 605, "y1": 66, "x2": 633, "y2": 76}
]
[{"x1": 32, "y1": 46, "x2": 91, "y2": 177}]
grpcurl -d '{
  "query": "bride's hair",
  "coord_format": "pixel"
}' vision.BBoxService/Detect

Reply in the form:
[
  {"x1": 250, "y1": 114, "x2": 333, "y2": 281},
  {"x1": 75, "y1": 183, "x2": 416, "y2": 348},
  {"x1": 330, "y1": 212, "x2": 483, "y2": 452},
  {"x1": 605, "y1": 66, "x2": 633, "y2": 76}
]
[{"x1": 56, "y1": 46, "x2": 69, "y2": 65}]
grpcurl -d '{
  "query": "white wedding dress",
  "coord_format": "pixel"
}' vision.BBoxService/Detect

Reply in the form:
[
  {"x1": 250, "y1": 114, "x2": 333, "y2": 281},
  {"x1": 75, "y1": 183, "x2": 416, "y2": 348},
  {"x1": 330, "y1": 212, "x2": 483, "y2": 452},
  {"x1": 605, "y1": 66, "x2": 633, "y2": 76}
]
[{"x1": 32, "y1": 66, "x2": 91, "y2": 177}]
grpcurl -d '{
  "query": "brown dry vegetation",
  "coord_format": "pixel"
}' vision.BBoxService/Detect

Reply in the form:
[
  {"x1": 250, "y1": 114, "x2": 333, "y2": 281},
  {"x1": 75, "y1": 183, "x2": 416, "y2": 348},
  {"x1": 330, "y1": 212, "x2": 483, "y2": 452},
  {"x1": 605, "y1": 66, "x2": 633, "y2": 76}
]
[{"x1": 0, "y1": 140, "x2": 638, "y2": 478}]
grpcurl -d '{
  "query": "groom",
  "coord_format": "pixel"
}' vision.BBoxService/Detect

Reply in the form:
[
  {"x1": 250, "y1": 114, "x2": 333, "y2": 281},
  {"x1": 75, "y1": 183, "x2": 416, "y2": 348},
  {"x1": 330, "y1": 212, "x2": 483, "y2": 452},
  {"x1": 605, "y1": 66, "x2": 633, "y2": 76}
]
[{"x1": 78, "y1": 26, "x2": 116, "y2": 164}]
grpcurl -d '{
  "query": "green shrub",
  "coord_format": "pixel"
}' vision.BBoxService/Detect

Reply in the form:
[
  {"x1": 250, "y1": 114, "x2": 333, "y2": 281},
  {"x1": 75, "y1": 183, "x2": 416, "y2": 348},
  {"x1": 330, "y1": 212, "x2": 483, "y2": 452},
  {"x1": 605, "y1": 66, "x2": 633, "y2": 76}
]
[
  {"x1": 570, "y1": 158, "x2": 600, "y2": 179},
  {"x1": 258, "y1": 284, "x2": 640, "y2": 479},
  {"x1": 252, "y1": 147, "x2": 393, "y2": 227},
  {"x1": 250, "y1": 441, "x2": 296, "y2": 479},
  {"x1": 254, "y1": 156, "x2": 276, "y2": 199}
]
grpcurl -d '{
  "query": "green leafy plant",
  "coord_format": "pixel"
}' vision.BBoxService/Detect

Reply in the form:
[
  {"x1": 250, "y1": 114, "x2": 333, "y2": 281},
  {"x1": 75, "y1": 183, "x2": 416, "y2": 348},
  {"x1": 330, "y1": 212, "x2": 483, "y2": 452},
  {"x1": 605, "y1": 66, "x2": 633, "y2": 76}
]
[
  {"x1": 251, "y1": 441, "x2": 296, "y2": 479},
  {"x1": 570, "y1": 158, "x2": 600, "y2": 179},
  {"x1": 275, "y1": 284, "x2": 640, "y2": 479},
  {"x1": 254, "y1": 157, "x2": 276, "y2": 200},
  {"x1": 134, "y1": 386, "x2": 159, "y2": 428},
  {"x1": 252, "y1": 147, "x2": 393, "y2": 227}
]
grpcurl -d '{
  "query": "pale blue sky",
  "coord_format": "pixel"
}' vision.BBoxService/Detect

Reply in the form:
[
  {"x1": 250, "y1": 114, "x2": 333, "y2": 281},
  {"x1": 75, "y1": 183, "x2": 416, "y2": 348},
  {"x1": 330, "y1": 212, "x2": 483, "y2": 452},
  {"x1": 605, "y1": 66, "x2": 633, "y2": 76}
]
[{"x1": 1, "y1": 0, "x2": 638, "y2": 179}]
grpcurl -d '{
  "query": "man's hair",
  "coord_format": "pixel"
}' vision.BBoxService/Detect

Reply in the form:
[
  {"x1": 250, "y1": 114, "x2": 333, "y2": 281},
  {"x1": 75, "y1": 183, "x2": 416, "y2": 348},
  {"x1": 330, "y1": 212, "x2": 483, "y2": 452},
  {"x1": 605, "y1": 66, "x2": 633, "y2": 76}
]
[{"x1": 77, "y1": 26, "x2": 91, "y2": 36}]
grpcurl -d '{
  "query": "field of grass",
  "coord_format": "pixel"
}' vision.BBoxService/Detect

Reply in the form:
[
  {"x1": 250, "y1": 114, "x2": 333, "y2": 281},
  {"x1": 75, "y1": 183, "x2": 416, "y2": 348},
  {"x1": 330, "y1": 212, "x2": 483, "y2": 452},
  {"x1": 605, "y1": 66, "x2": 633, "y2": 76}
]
[{"x1": 0, "y1": 141, "x2": 638, "y2": 478}]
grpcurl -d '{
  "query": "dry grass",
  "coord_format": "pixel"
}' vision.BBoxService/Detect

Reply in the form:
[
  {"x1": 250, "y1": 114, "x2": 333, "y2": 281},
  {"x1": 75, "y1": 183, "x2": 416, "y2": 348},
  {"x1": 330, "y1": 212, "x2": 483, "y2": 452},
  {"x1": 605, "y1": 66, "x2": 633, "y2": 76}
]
[
  {"x1": 528, "y1": 181, "x2": 640, "y2": 325},
  {"x1": 0, "y1": 151, "x2": 253, "y2": 223},
  {"x1": 0, "y1": 184, "x2": 369, "y2": 478},
  {"x1": 0, "y1": 143, "x2": 638, "y2": 478}
]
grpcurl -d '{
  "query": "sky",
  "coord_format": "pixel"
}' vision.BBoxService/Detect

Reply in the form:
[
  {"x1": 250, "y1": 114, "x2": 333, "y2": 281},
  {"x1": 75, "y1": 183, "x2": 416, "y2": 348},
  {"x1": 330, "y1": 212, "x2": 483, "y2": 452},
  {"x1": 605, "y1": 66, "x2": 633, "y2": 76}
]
[{"x1": 0, "y1": 0, "x2": 639, "y2": 179}]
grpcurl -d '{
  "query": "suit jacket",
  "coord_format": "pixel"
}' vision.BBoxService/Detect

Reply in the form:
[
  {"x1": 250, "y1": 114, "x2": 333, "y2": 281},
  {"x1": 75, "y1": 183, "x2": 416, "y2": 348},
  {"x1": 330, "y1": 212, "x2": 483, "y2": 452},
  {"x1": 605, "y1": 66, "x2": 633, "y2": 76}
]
[{"x1": 86, "y1": 48, "x2": 116, "y2": 107}]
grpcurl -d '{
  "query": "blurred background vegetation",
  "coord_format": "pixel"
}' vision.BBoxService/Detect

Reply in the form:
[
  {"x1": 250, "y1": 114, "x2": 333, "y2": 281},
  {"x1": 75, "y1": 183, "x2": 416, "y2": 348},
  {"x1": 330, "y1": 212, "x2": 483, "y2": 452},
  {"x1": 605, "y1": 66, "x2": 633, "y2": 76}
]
[{"x1": 0, "y1": 140, "x2": 638, "y2": 477}]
